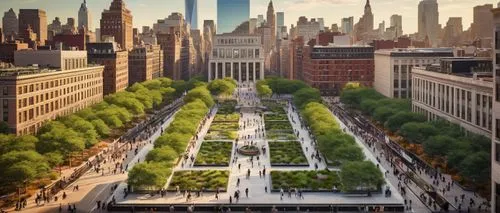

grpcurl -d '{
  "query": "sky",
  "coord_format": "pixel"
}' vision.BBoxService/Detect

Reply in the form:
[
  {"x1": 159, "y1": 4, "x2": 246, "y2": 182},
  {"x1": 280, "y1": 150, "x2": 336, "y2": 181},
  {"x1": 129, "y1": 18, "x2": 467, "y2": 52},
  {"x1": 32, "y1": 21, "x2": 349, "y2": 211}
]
[{"x1": 0, "y1": 0, "x2": 498, "y2": 34}]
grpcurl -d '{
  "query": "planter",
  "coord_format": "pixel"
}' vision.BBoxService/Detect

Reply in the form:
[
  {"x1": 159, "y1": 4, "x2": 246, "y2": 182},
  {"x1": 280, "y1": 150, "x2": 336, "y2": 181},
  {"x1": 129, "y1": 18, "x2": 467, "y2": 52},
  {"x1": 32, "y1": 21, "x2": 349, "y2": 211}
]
[{"x1": 238, "y1": 145, "x2": 260, "y2": 156}]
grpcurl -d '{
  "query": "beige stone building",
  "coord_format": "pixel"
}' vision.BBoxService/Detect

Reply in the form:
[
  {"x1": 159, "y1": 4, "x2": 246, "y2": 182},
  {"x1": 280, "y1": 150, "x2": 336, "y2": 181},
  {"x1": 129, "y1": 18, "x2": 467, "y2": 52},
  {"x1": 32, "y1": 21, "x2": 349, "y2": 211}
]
[
  {"x1": 0, "y1": 63, "x2": 103, "y2": 135},
  {"x1": 411, "y1": 58, "x2": 493, "y2": 138},
  {"x1": 491, "y1": 5, "x2": 500, "y2": 213}
]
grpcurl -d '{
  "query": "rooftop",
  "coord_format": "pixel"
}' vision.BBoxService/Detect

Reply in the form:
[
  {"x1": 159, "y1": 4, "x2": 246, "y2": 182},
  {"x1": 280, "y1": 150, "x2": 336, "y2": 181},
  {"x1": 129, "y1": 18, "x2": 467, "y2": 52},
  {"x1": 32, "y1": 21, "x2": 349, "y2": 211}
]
[{"x1": 0, "y1": 64, "x2": 101, "y2": 77}]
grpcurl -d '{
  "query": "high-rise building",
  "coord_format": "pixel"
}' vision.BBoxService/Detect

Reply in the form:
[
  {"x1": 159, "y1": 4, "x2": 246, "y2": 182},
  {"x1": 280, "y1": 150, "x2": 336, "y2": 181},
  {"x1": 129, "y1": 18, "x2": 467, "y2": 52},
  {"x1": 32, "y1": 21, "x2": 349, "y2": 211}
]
[
  {"x1": 217, "y1": 0, "x2": 250, "y2": 34},
  {"x1": 318, "y1": 18, "x2": 325, "y2": 31},
  {"x1": 257, "y1": 15, "x2": 264, "y2": 27},
  {"x1": 2, "y1": 8, "x2": 18, "y2": 39},
  {"x1": 294, "y1": 16, "x2": 320, "y2": 43},
  {"x1": 442, "y1": 17, "x2": 463, "y2": 47},
  {"x1": 100, "y1": 0, "x2": 133, "y2": 50},
  {"x1": 153, "y1": 13, "x2": 185, "y2": 35},
  {"x1": 353, "y1": 0, "x2": 374, "y2": 42},
  {"x1": 204, "y1": 20, "x2": 216, "y2": 35},
  {"x1": 157, "y1": 31, "x2": 182, "y2": 80},
  {"x1": 87, "y1": 41, "x2": 129, "y2": 95},
  {"x1": 266, "y1": 0, "x2": 276, "y2": 48},
  {"x1": 276, "y1": 12, "x2": 284, "y2": 28},
  {"x1": 128, "y1": 44, "x2": 163, "y2": 85},
  {"x1": 249, "y1": 18, "x2": 257, "y2": 34},
  {"x1": 491, "y1": 5, "x2": 500, "y2": 213},
  {"x1": 18, "y1": 9, "x2": 47, "y2": 45},
  {"x1": 390, "y1": 14, "x2": 403, "y2": 36},
  {"x1": 78, "y1": 0, "x2": 92, "y2": 30},
  {"x1": 418, "y1": 0, "x2": 439, "y2": 46},
  {"x1": 185, "y1": 0, "x2": 198, "y2": 29},
  {"x1": 341, "y1": 17, "x2": 354, "y2": 34},
  {"x1": 471, "y1": 4, "x2": 493, "y2": 40}
]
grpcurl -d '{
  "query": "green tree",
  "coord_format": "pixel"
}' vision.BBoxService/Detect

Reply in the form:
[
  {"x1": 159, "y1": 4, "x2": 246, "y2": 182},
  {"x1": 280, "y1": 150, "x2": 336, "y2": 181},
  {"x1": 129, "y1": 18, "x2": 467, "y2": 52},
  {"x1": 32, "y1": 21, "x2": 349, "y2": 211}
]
[
  {"x1": 208, "y1": 79, "x2": 236, "y2": 96},
  {"x1": 384, "y1": 112, "x2": 426, "y2": 133},
  {"x1": 399, "y1": 122, "x2": 437, "y2": 144},
  {"x1": 128, "y1": 162, "x2": 171, "y2": 190},
  {"x1": 459, "y1": 151, "x2": 490, "y2": 183},
  {"x1": 184, "y1": 86, "x2": 214, "y2": 108},
  {"x1": 0, "y1": 121, "x2": 9, "y2": 134},
  {"x1": 37, "y1": 122, "x2": 85, "y2": 158},
  {"x1": 340, "y1": 161, "x2": 384, "y2": 192},
  {"x1": 422, "y1": 135, "x2": 455, "y2": 157},
  {"x1": 146, "y1": 146, "x2": 179, "y2": 165},
  {"x1": 372, "y1": 107, "x2": 399, "y2": 124},
  {"x1": 332, "y1": 144, "x2": 365, "y2": 164},
  {"x1": 293, "y1": 88, "x2": 321, "y2": 108},
  {"x1": 155, "y1": 133, "x2": 191, "y2": 153},
  {"x1": 91, "y1": 119, "x2": 111, "y2": 137}
]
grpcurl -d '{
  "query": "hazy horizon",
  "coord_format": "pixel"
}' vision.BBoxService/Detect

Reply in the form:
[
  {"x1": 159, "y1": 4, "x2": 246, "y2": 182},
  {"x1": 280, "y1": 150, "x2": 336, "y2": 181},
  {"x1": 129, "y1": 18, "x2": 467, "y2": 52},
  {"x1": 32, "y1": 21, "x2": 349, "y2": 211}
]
[{"x1": 0, "y1": 0, "x2": 497, "y2": 34}]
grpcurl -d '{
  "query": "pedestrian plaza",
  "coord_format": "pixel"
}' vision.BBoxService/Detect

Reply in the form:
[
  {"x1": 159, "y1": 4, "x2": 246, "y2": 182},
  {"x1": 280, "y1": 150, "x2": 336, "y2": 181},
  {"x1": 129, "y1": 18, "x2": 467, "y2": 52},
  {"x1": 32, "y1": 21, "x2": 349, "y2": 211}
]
[{"x1": 110, "y1": 83, "x2": 405, "y2": 212}]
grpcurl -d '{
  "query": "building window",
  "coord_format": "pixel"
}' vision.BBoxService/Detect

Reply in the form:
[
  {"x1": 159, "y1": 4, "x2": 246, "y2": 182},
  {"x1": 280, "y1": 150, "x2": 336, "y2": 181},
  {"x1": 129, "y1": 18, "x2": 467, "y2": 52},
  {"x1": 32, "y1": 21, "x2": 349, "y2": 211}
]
[{"x1": 497, "y1": 119, "x2": 500, "y2": 141}]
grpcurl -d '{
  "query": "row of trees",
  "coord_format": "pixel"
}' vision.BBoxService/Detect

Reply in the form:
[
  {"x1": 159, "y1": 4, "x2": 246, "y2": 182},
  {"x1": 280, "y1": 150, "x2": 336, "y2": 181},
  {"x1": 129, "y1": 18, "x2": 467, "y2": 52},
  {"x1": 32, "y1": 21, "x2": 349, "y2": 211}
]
[
  {"x1": 0, "y1": 78, "x2": 179, "y2": 195},
  {"x1": 128, "y1": 86, "x2": 214, "y2": 190},
  {"x1": 340, "y1": 87, "x2": 491, "y2": 183},
  {"x1": 207, "y1": 78, "x2": 237, "y2": 97},
  {"x1": 258, "y1": 78, "x2": 385, "y2": 192}
]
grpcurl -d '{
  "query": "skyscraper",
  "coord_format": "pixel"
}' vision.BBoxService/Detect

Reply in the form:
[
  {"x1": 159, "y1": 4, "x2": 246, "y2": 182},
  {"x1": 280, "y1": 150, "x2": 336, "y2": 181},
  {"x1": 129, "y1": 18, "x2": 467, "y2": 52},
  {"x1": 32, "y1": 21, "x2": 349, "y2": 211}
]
[
  {"x1": 185, "y1": 0, "x2": 198, "y2": 29},
  {"x1": 2, "y1": 8, "x2": 18, "y2": 39},
  {"x1": 266, "y1": 0, "x2": 276, "y2": 48},
  {"x1": 276, "y1": 12, "x2": 284, "y2": 28},
  {"x1": 390, "y1": 14, "x2": 403, "y2": 36},
  {"x1": 341, "y1": 17, "x2": 354, "y2": 34},
  {"x1": 257, "y1": 15, "x2": 264, "y2": 27},
  {"x1": 471, "y1": 4, "x2": 493, "y2": 39},
  {"x1": 100, "y1": 0, "x2": 133, "y2": 50},
  {"x1": 318, "y1": 18, "x2": 325, "y2": 31},
  {"x1": 18, "y1": 9, "x2": 47, "y2": 45},
  {"x1": 217, "y1": 0, "x2": 250, "y2": 34},
  {"x1": 78, "y1": 0, "x2": 92, "y2": 30},
  {"x1": 418, "y1": 0, "x2": 439, "y2": 46}
]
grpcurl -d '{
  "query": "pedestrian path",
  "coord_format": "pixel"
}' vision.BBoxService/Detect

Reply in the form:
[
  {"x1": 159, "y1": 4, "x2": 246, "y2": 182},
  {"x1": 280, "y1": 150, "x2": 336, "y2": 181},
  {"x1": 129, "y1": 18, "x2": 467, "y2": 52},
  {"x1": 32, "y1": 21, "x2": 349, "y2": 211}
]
[{"x1": 113, "y1": 83, "x2": 405, "y2": 210}]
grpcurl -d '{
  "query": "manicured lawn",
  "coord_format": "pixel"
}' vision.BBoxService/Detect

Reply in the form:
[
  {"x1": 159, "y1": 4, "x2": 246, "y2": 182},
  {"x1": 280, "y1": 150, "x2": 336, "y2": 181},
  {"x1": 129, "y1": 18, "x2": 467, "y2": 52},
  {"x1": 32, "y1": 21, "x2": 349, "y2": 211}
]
[
  {"x1": 168, "y1": 170, "x2": 230, "y2": 191},
  {"x1": 265, "y1": 120, "x2": 293, "y2": 132},
  {"x1": 269, "y1": 141, "x2": 308, "y2": 166},
  {"x1": 213, "y1": 113, "x2": 240, "y2": 122},
  {"x1": 218, "y1": 100, "x2": 237, "y2": 114},
  {"x1": 267, "y1": 132, "x2": 297, "y2": 140},
  {"x1": 194, "y1": 141, "x2": 233, "y2": 166},
  {"x1": 265, "y1": 113, "x2": 289, "y2": 121},
  {"x1": 270, "y1": 170, "x2": 340, "y2": 191}
]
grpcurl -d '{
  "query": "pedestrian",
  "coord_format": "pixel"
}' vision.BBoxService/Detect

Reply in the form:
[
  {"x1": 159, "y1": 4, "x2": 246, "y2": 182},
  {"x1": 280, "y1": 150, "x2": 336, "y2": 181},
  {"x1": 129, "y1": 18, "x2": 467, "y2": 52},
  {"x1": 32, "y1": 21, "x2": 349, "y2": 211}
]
[{"x1": 245, "y1": 188, "x2": 249, "y2": 197}]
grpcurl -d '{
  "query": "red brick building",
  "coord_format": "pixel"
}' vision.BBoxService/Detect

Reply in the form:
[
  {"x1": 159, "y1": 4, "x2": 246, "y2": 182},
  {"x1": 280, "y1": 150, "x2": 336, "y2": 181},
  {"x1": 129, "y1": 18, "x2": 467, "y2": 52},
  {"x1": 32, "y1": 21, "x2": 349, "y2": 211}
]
[
  {"x1": 302, "y1": 45, "x2": 374, "y2": 95},
  {"x1": 316, "y1": 31, "x2": 342, "y2": 46}
]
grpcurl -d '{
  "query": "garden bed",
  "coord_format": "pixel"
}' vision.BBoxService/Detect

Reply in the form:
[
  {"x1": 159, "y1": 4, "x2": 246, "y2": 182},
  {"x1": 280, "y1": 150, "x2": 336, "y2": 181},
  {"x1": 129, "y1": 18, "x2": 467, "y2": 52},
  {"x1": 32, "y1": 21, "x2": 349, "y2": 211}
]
[
  {"x1": 213, "y1": 113, "x2": 240, "y2": 122},
  {"x1": 167, "y1": 170, "x2": 229, "y2": 192},
  {"x1": 269, "y1": 141, "x2": 308, "y2": 166},
  {"x1": 217, "y1": 100, "x2": 237, "y2": 114},
  {"x1": 265, "y1": 120, "x2": 293, "y2": 132},
  {"x1": 194, "y1": 141, "x2": 233, "y2": 166},
  {"x1": 270, "y1": 170, "x2": 340, "y2": 191}
]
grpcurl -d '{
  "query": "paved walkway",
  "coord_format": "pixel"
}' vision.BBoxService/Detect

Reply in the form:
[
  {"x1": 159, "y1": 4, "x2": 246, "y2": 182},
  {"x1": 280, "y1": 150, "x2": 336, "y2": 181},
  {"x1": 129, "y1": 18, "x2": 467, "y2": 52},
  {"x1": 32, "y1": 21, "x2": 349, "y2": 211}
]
[
  {"x1": 114, "y1": 83, "x2": 405, "y2": 209},
  {"x1": 323, "y1": 97, "x2": 490, "y2": 213},
  {"x1": 19, "y1": 110, "x2": 179, "y2": 213}
]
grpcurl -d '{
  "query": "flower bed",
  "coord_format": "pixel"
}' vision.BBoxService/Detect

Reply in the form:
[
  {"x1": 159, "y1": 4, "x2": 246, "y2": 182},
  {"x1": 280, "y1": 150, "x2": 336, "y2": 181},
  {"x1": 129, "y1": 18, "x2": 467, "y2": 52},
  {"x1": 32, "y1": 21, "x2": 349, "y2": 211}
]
[
  {"x1": 205, "y1": 130, "x2": 237, "y2": 140},
  {"x1": 264, "y1": 113, "x2": 289, "y2": 121},
  {"x1": 167, "y1": 170, "x2": 230, "y2": 191},
  {"x1": 270, "y1": 170, "x2": 340, "y2": 191},
  {"x1": 269, "y1": 141, "x2": 308, "y2": 166},
  {"x1": 267, "y1": 132, "x2": 297, "y2": 140},
  {"x1": 194, "y1": 141, "x2": 233, "y2": 166}
]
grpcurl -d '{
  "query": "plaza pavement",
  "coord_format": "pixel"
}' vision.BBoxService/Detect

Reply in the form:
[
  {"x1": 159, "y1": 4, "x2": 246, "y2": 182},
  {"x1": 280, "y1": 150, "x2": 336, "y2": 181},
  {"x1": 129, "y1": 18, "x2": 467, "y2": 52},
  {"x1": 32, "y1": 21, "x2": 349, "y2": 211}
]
[
  {"x1": 18, "y1": 110, "x2": 179, "y2": 213},
  {"x1": 113, "y1": 84, "x2": 405, "y2": 210}
]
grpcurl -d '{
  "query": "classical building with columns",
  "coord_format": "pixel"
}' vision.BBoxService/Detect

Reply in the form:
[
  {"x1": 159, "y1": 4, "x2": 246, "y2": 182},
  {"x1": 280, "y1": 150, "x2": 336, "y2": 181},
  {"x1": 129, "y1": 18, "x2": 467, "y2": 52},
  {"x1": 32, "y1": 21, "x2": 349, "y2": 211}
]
[
  {"x1": 208, "y1": 34, "x2": 264, "y2": 82},
  {"x1": 411, "y1": 57, "x2": 493, "y2": 138}
]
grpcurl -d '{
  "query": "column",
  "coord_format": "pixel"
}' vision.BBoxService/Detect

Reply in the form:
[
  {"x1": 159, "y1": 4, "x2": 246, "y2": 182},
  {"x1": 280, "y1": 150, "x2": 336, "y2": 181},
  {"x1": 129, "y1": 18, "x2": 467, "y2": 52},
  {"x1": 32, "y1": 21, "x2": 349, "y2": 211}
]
[
  {"x1": 260, "y1": 62, "x2": 264, "y2": 80},
  {"x1": 472, "y1": 91, "x2": 477, "y2": 125},
  {"x1": 238, "y1": 62, "x2": 242, "y2": 83},
  {"x1": 208, "y1": 62, "x2": 212, "y2": 81},
  {"x1": 222, "y1": 61, "x2": 226, "y2": 78},
  {"x1": 230, "y1": 62, "x2": 234, "y2": 79},
  {"x1": 480, "y1": 94, "x2": 484, "y2": 127},
  {"x1": 246, "y1": 63, "x2": 249, "y2": 83},
  {"x1": 252, "y1": 62, "x2": 256, "y2": 82}
]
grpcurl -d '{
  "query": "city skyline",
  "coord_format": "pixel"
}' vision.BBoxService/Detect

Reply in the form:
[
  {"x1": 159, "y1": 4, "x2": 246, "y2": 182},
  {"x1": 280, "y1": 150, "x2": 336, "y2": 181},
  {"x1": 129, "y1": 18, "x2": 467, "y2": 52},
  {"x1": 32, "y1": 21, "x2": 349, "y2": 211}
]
[{"x1": 0, "y1": 0, "x2": 497, "y2": 34}]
